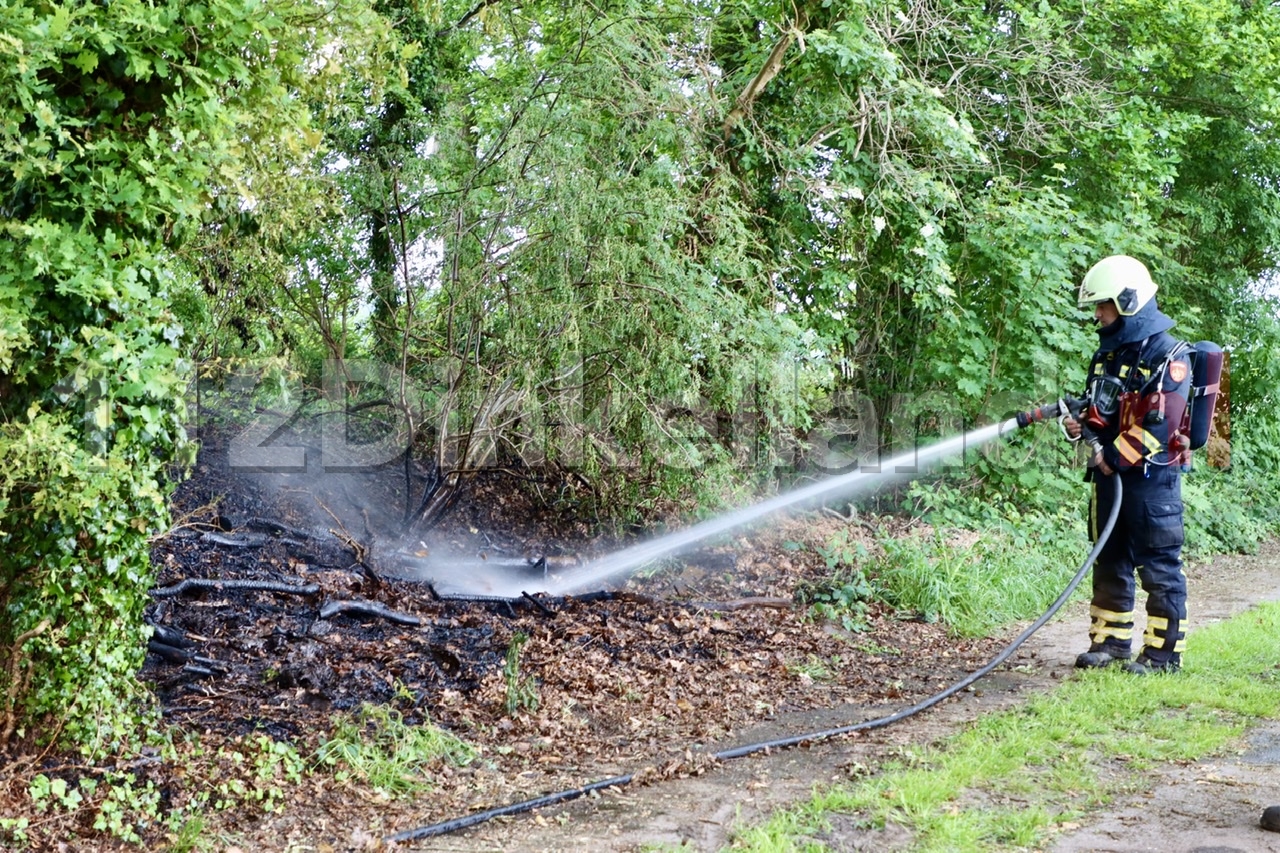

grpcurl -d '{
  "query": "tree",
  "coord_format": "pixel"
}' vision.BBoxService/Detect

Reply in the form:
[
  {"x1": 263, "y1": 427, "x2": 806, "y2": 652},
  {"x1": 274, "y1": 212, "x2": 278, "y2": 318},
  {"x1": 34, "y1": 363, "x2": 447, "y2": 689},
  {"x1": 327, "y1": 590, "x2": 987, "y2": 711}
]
[{"x1": 185, "y1": 0, "x2": 1280, "y2": 513}]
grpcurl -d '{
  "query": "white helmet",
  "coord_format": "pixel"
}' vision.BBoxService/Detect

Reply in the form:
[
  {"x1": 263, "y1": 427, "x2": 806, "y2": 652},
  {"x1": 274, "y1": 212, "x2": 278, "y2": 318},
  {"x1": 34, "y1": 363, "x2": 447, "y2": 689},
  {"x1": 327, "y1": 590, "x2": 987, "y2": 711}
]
[{"x1": 1077, "y1": 255, "x2": 1158, "y2": 316}]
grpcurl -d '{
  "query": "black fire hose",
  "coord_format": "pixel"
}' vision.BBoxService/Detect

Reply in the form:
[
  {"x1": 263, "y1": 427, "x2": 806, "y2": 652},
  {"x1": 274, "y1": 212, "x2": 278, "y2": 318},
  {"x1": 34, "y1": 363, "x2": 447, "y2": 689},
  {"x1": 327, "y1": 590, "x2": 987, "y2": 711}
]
[{"x1": 386, "y1": 472, "x2": 1123, "y2": 844}]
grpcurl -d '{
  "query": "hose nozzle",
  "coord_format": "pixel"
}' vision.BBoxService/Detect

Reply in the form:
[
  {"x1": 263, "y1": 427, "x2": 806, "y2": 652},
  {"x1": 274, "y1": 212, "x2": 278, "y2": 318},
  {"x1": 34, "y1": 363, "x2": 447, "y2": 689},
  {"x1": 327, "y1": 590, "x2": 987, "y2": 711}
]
[
  {"x1": 1016, "y1": 395, "x2": 1086, "y2": 427},
  {"x1": 1015, "y1": 396, "x2": 1104, "y2": 458},
  {"x1": 1015, "y1": 401, "x2": 1065, "y2": 429}
]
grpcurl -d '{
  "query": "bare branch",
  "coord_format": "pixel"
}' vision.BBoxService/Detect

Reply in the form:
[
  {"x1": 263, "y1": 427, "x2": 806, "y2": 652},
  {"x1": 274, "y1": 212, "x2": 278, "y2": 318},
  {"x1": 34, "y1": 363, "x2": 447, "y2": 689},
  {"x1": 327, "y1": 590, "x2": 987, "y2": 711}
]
[{"x1": 722, "y1": 10, "x2": 812, "y2": 139}]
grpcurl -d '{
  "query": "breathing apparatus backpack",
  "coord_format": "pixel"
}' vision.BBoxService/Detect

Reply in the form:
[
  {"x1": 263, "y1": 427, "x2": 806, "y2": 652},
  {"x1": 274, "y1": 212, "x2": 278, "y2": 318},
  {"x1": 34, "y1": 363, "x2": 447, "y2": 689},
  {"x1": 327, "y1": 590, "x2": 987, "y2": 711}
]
[
  {"x1": 1016, "y1": 340, "x2": 1225, "y2": 461},
  {"x1": 1185, "y1": 340, "x2": 1225, "y2": 450},
  {"x1": 1079, "y1": 336, "x2": 1224, "y2": 465}
]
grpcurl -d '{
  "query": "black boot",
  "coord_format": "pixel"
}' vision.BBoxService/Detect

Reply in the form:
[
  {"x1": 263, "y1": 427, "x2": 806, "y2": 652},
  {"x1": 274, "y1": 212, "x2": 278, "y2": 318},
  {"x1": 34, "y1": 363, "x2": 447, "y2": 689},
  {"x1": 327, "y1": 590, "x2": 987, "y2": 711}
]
[
  {"x1": 1262, "y1": 806, "x2": 1280, "y2": 832},
  {"x1": 1121, "y1": 652, "x2": 1181, "y2": 675},
  {"x1": 1075, "y1": 643, "x2": 1131, "y2": 669}
]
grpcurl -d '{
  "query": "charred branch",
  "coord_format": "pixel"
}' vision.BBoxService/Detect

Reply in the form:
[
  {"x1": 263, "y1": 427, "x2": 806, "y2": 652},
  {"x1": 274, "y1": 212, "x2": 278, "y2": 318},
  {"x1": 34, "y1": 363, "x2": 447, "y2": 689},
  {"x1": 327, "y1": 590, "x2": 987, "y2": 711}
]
[
  {"x1": 146, "y1": 641, "x2": 226, "y2": 673},
  {"x1": 238, "y1": 517, "x2": 312, "y2": 539},
  {"x1": 150, "y1": 578, "x2": 321, "y2": 599},
  {"x1": 149, "y1": 623, "x2": 193, "y2": 649},
  {"x1": 318, "y1": 599, "x2": 422, "y2": 626},
  {"x1": 201, "y1": 531, "x2": 271, "y2": 548},
  {"x1": 520, "y1": 591, "x2": 556, "y2": 616}
]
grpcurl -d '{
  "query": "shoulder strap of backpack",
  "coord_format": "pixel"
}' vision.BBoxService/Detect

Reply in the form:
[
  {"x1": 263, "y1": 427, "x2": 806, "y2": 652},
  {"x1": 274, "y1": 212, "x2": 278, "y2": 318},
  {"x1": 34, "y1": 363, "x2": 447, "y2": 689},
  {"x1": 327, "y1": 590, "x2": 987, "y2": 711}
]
[{"x1": 1136, "y1": 338, "x2": 1191, "y2": 391}]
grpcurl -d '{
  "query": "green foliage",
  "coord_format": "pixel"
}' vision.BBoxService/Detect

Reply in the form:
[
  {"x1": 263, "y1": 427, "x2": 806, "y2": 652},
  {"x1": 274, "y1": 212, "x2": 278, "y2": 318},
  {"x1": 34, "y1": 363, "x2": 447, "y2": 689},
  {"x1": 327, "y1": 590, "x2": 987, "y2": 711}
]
[
  {"x1": 165, "y1": 814, "x2": 209, "y2": 853},
  {"x1": 17, "y1": 767, "x2": 177, "y2": 846},
  {"x1": 211, "y1": 735, "x2": 307, "y2": 814},
  {"x1": 91, "y1": 772, "x2": 164, "y2": 843},
  {"x1": 315, "y1": 703, "x2": 476, "y2": 797},
  {"x1": 190, "y1": 1, "x2": 839, "y2": 522},
  {"x1": 1184, "y1": 466, "x2": 1280, "y2": 555},
  {"x1": 797, "y1": 530, "x2": 877, "y2": 633},
  {"x1": 0, "y1": 814, "x2": 29, "y2": 846},
  {"x1": 176, "y1": 0, "x2": 1280, "y2": 528},
  {"x1": 0, "y1": 413, "x2": 168, "y2": 750},
  {"x1": 0, "y1": 0, "x2": 388, "y2": 754},
  {"x1": 503, "y1": 632, "x2": 540, "y2": 716},
  {"x1": 710, "y1": 0, "x2": 1280, "y2": 476}
]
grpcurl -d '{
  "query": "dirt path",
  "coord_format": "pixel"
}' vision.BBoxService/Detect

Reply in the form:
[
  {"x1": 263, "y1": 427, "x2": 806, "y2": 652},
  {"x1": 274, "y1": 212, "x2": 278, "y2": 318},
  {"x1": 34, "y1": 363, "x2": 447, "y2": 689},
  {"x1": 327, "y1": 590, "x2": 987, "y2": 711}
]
[{"x1": 407, "y1": 543, "x2": 1280, "y2": 853}]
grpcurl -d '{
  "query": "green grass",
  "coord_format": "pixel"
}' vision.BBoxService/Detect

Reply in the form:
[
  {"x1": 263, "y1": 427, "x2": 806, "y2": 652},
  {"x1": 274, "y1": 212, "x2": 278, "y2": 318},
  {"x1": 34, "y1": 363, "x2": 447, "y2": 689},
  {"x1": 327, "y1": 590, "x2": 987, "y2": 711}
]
[
  {"x1": 871, "y1": 511, "x2": 1088, "y2": 639},
  {"x1": 313, "y1": 703, "x2": 476, "y2": 797},
  {"x1": 728, "y1": 602, "x2": 1280, "y2": 852}
]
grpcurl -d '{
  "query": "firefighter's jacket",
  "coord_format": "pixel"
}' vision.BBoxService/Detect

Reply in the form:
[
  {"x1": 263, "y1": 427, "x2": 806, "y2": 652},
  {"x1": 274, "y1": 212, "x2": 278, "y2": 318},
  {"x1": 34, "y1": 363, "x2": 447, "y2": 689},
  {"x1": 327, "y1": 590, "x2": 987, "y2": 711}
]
[{"x1": 1085, "y1": 299, "x2": 1194, "y2": 473}]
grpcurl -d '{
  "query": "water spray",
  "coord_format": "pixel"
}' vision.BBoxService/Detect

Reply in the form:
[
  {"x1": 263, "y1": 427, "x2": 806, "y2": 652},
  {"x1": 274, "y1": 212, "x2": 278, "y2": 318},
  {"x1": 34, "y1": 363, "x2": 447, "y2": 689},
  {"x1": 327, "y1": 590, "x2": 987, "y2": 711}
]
[
  {"x1": 386, "y1": 405, "x2": 1122, "y2": 843},
  {"x1": 415, "y1": 404, "x2": 1099, "y2": 599},
  {"x1": 407, "y1": 402, "x2": 1100, "y2": 594},
  {"x1": 541, "y1": 419, "x2": 1019, "y2": 596},
  {"x1": 416, "y1": 418, "x2": 1028, "y2": 598}
]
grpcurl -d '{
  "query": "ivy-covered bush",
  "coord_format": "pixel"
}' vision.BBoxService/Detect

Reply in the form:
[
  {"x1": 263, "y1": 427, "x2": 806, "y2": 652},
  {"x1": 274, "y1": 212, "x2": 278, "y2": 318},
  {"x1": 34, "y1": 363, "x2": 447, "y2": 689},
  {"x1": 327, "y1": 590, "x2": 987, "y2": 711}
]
[{"x1": 0, "y1": 0, "x2": 388, "y2": 756}]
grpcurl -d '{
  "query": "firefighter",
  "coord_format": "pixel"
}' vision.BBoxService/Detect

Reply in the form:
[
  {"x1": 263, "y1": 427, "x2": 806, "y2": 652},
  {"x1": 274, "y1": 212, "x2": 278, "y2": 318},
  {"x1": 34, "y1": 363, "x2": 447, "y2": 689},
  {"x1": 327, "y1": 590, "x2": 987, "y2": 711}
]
[{"x1": 1063, "y1": 255, "x2": 1193, "y2": 675}]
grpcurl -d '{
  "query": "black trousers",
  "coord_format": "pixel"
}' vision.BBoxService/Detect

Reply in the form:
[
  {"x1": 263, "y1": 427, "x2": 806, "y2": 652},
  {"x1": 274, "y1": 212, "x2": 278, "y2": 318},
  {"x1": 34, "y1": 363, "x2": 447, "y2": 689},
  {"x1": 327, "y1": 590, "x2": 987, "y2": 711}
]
[{"x1": 1087, "y1": 464, "x2": 1187, "y2": 661}]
